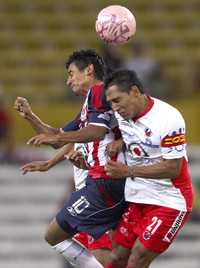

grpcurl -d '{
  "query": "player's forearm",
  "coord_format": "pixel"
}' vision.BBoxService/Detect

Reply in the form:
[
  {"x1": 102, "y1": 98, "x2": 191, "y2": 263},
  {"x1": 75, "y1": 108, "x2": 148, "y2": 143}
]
[
  {"x1": 55, "y1": 125, "x2": 107, "y2": 144},
  {"x1": 25, "y1": 112, "x2": 59, "y2": 134},
  {"x1": 48, "y1": 144, "x2": 74, "y2": 168},
  {"x1": 128, "y1": 158, "x2": 182, "y2": 179}
]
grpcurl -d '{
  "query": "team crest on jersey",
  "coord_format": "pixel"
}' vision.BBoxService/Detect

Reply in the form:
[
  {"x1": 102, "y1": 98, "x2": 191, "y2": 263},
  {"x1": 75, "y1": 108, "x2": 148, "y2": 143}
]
[
  {"x1": 80, "y1": 104, "x2": 87, "y2": 119},
  {"x1": 143, "y1": 230, "x2": 152, "y2": 240},
  {"x1": 145, "y1": 127, "x2": 152, "y2": 137},
  {"x1": 120, "y1": 226, "x2": 129, "y2": 237},
  {"x1": 88, "y1": 235, "x2": 94, "y2": 245},
  {"x1": 161, "y1": 133, "x2": 186, "y2": 147}
]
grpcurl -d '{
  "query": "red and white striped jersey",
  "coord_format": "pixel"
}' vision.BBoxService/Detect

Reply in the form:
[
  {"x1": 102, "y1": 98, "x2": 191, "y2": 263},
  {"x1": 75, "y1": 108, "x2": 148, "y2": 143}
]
[
  {"x1": 115, "y1": 96, "x2": 193, "y2": 211},
  {"x1": 63, "y1": 83, "x2": 120, "y2": 179},
  {"x1": 73, "y1": 143, "x2": 89, "y2": 190}
]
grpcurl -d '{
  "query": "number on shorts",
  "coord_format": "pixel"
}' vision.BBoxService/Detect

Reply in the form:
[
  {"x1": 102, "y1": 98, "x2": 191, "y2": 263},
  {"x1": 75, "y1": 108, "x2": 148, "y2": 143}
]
[
  {"x1": 146, "y1": 216, "x2": 162, "y2": 234},
  {"x1": 71, "y1": 196, "x2": 90, "y2": 215}
]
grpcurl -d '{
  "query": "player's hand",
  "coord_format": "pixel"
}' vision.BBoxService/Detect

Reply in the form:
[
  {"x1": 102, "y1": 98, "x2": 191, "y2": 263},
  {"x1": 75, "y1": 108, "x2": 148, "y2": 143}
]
[
  {"x1": 27, "y1": 133, "x2": 59, "y2": 146},
  {"x1": 14, "y1": 97, "x2": 32, "y2": 118},
  {"x1": 107, "y1": 138, "x2": 125, "y2": 158},
  {"x1": 65, "y1": 150, "x2": 89, "y2": 170},
  {"x1": 21, "y1": 160, "x2": 51, "y2": 175},
  {"x1": 105, "y1": 160, "x2": 130, "y2": 178},
  {"x1": 66, "y1": 150, "x2": 84, "y2": 162}
]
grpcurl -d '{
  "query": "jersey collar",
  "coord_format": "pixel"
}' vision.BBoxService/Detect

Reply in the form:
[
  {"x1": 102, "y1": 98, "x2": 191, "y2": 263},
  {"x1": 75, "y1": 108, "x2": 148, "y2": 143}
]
[{"x1": 132, "y1": 95, "x2": 154, "y2": 122}]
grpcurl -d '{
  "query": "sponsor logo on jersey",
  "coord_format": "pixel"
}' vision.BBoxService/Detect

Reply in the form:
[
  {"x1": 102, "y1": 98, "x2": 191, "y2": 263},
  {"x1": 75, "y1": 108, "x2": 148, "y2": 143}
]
[
  {"x1": 128, "y1": 143, "x2": 149, "y2": 158},
  {"x1": 97, "y1": 113, "x2": 111, "y2": 121},
  {"x1": 161, "y1": 134, "x2": 186, "y2": 147},
  {"x1": 141, "y1": 138, "x2": 160, "y2": 148},
  {"x1": 163, "y1": 211, "x2": 186, "y2": 242}
]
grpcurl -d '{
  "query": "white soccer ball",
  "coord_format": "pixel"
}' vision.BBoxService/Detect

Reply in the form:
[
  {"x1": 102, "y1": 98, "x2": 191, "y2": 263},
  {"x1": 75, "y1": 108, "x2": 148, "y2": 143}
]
[{"x1": 96, "y1": 5, "x2": 136, "y2": 45}]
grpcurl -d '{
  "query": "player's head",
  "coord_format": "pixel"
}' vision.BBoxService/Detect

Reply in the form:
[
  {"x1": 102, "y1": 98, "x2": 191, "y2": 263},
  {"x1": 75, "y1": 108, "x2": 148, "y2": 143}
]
[
  {"x1": 66, "y1": 49, "x2": 105, "y2": 96},
  {"x1": 104, "y1": 69, "x2": 146, "y2": 119}
]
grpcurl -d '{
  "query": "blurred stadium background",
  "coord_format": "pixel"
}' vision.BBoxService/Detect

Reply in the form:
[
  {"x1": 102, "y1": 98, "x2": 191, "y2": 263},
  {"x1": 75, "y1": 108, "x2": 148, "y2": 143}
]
[{"x1": 0, "y1": 0, "x2": 200, "y2": 268}]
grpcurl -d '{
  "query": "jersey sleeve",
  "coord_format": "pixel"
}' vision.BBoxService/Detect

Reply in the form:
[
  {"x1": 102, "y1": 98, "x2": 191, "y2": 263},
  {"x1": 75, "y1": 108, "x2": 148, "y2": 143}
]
[
  {"x1": 160, "y1": 110, "x2": 187, "y2": 159},
  {"x1": 61, "y1": 112, "x2": 81, "y2": 132}
]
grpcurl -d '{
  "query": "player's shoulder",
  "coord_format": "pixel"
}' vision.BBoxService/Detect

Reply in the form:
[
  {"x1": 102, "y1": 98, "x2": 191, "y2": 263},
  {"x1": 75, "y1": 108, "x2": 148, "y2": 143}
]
[
  {"x1": 152, "y1": 97, "x2": 184, "y2": 121},
  {"x1": 90, "y1": 83, "x2": 103, "y2": 96},
  {"x1": 91, "y1": 83, "x2": 103, "y2": 91},
  {"x1": 88, "y1": 83, "x2": 110, "y2": 111}
]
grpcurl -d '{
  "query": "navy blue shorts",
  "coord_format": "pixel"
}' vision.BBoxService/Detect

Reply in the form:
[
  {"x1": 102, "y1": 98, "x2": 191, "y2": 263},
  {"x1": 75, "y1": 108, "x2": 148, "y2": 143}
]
[{"x1": 56, "y1": 176, "x2": 126, "y2": 239}]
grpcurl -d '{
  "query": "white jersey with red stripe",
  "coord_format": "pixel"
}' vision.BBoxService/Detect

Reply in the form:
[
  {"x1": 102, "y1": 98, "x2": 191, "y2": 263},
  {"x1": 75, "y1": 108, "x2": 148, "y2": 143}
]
[{"x1": 115, "y1": 96, "x2": 193, "y2": 211}]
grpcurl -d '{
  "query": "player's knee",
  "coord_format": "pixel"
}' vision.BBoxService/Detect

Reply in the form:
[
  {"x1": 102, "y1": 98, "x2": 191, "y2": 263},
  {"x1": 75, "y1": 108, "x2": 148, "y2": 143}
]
[
  {"x1": 129, "y1": 249, "x2": 146, "y2": 265},
  {"x1": 128, "y1": 242, "x2": 155, "y2": 267},
  {"x1": 44, "y1": 219, "x2": 71, "y2": 246},
  {"x1": 92, "y1": 249, "x2": 111, "y2": 265},
  {"x1": 44, "y1": 227, "x2": 55, "y2": 245},
  {"x1": 109, "y1": 246, "x2": 130, "y2": 267}
]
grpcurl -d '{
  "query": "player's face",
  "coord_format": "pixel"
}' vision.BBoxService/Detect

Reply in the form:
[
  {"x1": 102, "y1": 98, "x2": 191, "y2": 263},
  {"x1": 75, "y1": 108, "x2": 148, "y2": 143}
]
[
  {"x1": 66, "y1": 63, "x2": 89, "y2": 96},
  {"x1": 106, "y1": 84, "x2": 141, "y2": 120}
]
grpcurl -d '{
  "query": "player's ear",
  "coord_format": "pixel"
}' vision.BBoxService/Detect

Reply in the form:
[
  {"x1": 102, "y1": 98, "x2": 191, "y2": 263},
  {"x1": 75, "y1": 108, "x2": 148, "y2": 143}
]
[
  {"x1": 86, "y1": 64, "x2": 94, "y2": 76},
  {"x1": 130, "y1": 86, "x2": 140, "y2": 96}
]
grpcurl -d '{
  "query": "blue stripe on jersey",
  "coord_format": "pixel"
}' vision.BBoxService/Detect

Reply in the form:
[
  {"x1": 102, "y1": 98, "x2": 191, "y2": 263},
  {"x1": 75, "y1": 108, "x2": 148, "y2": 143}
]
[
  {"x1": 88, "y1": 111, "x2": 112, "y2": 128},
  {"x1": 62, "y1": 111, "x2": 81, "y2": 132}
]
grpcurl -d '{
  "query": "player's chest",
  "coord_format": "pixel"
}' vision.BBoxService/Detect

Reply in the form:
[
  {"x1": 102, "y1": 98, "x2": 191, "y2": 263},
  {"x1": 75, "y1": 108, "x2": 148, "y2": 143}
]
[
  {"x1": 119, "y1": 119, "x2": 161, "y2": 157},
  {"x1": 79, "y1": 98, "x2": 89, "y2": 126}
]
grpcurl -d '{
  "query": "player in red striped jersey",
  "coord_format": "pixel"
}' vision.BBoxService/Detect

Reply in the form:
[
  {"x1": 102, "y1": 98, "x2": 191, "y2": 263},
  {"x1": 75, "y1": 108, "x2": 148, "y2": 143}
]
[{"x1": 15, "y1": 50, "x2": 126, "y2": 268}]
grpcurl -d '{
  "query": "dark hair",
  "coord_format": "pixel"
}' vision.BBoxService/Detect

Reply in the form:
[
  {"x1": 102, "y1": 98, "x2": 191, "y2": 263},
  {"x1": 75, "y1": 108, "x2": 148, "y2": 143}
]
[
  {"x1": 66, "y1": 49, "x2": 105, "y2": 80},
  {"x1": 104, "y1": 69, "x2": 144, "y2": 94}
]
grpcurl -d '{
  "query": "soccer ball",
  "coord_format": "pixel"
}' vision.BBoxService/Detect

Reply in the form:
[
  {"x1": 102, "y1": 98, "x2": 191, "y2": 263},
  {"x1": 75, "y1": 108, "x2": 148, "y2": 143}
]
[{"x1": 96, "y1": 5, "x2": 136, "y2": 45}]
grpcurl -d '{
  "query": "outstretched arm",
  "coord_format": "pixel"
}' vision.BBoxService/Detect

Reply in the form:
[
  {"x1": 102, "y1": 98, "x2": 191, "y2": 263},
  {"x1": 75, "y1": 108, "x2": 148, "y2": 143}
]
[
  {"x1": 14, "y1": 97, "x2": 59, "y2": 134},
  {"x1": 27, "y1": 124, "x2": 108, "y2": 146},
  {"x1": 21, "y1": 143, "x2": 74, "y2": 174},
  {"x1": 21, "y1": 143, "x2": 89, "y2": 174}
]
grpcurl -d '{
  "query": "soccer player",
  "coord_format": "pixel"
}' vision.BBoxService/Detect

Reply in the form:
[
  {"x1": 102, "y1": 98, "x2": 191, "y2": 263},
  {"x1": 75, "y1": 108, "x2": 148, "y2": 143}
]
[
  {"x1": 102, "y1": 69, "x2": 194, "y2": 268},
  {"x1": 21, "y1": 142, "x2": 113, "y2": 266},
  {"x1": 14, "y1": 50, "x2": 126, "y2": 268}
]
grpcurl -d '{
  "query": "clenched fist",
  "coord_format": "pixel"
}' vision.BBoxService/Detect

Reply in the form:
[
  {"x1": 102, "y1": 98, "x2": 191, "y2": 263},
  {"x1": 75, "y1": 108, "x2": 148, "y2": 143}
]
[{"x1": 14, "y1": 97, "x2": 32, "y2": 118}]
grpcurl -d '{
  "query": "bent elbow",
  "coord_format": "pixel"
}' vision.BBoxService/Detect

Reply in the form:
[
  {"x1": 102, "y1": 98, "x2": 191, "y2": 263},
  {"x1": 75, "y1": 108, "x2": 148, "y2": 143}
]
[
  {"x1": 98, "y1": 132, "x2": 106, "y2": 140},
  {"x1": 171, "y1": 168, "x2": 180, "y2": 178},
  {"x1": 168, "y1": 159, "x2": 182, "y2": 178}
]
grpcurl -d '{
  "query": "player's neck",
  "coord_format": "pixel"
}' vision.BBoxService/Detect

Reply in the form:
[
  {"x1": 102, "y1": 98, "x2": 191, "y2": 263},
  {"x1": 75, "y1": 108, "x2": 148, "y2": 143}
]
[
  {"x1": 90, "y1": 79, "x2": 102, "y2": 87},
  {"x1": 82, "y1": 79, "x2": 102, "y2": 96},
  {"x1": 87, "y1": 79, "x2": 102, "y2": 90},
  {"x1": 134, "y1": 95, "x2": 153, "y2": 121},
  {"x1": 142, "y1": 94, "x2": 150, "y2": 111}
]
